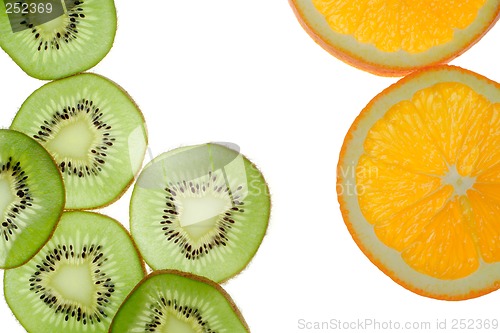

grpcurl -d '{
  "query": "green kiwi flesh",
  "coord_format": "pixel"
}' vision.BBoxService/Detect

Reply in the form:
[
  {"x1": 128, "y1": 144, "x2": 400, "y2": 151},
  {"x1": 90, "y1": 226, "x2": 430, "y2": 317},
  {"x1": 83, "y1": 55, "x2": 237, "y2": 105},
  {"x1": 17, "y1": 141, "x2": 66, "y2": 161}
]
[
  {"x1": 110, "y1": 270, "x2": 250, "y2": 333},
  {"x1": 10, "y1": 73, "x2": 148, "y2": 210},
  {"x1": 0, "y1": 129, "x2": 64, "y2": 269},
  {"x1": 130, "y1": 143, "x2": 270, "y2": 282},
  {"x1": 0, "y1": 0, "x2": 116, "y2": 80},
  {"x1": 4, "y1": 211, "x2": 146, "y2": 333}
]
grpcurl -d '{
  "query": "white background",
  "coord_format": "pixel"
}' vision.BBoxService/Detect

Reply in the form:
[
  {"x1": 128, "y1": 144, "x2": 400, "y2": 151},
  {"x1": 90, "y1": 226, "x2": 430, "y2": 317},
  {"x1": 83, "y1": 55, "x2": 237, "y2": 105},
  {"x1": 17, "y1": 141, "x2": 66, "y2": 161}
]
[{"x1": 1, "y1": 1, "x2": 500, "y2": 332}]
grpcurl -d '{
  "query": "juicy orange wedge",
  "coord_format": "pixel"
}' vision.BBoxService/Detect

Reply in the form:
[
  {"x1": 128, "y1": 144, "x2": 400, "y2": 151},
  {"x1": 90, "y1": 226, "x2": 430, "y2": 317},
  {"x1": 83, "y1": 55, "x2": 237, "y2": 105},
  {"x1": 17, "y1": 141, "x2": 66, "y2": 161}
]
[
  {"x1": 337, "y1": 65, "x2": 500, "y2": 300},
  {"x1": 290, "y1": 0, "x2": 500, "y2": 76}
]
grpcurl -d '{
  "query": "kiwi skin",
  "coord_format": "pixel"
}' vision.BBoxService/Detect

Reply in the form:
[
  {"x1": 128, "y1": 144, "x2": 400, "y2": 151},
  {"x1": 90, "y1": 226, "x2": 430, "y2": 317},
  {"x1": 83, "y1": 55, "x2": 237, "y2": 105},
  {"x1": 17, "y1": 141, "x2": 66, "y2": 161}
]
[{"x1": 109, "y1": 269, "x2": 251, "y2": 333}]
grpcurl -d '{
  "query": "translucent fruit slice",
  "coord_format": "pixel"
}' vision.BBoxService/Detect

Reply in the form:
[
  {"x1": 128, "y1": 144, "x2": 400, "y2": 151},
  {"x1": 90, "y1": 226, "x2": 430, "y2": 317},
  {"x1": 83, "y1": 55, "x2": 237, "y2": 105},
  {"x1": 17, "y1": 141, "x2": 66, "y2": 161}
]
[
  {"x1": 11, "y1": 73, "x2": 148, "y2": 210},
  {"x1": 337, "y1": 65, "x2": 500, "y2": 300},
  {"x1": 0, "y1": 129, "x2": 64, "y2": 268},
  {"x1": 289, "y1": 0, "x2": 500, "y2": 75},
  {"x1": 4, "y1": 211, "x2": 146, "y2": 333},
  {"x1": 130, "y1": 143, "x2": 271, "y2": 283},
  {"x1": 109, "y1": 270, "x2": 250, "y2": 333},
  {"x1": 0, "y1": 0, "x2": 116, "y2": 80}
]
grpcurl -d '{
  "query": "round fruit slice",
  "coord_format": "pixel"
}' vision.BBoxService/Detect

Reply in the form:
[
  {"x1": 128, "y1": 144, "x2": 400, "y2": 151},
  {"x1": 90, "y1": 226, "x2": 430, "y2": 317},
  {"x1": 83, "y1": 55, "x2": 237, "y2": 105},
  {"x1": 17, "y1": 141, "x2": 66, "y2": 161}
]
[
  {"x1": 0, "y1": 0, "x2": 116, "y2": 80},
  {"x1": 10, "y1": 73, "x2": 148, "y2": 210},
  {"x1": 0, "y1": 129, "x2": 64, "y2": 269},
  {"x1": 110, "y1": 270, "x2": 250, "y2": 333},
  {"x1": 4, "y1": 211, "x2": 146, "y2": 333},
  {"x1": 130, "y1": 143, "x2": 271, "y2": 283},
  {"x1": 290, "y1": 0, "x2": 500, "y2": 76},
  {"x1": 338, "y1": 65, "x2": 500, "y2": 300}
]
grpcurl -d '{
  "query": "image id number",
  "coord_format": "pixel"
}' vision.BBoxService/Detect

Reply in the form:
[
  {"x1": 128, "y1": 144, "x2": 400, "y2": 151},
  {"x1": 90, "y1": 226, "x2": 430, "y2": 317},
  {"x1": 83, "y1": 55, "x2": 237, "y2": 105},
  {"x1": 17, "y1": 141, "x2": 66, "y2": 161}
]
[
  {"x1": 5, "y1": 2, "x2": 53, "y2": 14},
  {"x1": 451, "y1": 319, "x2": 498, "y2": 330}
]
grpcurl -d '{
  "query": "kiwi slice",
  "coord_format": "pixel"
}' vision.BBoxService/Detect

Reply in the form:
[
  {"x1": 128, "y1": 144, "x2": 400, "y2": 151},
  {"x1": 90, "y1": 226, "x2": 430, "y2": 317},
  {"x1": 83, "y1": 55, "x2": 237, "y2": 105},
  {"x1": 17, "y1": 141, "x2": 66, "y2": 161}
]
[
  {"x1": 0, "y1": 0, "x2": 116, "y2": 80},
  {"x1": 4, "y1": 211, "x2": 146, "y2": 333},
  {"x1": 0, "y1": 129, "x2": 64, "y2": 269},
  {"x1": 110, "y1": 270, "x2": 250, "y2": 333},
  {"x1": 10, "y1": 73, "x2": 148, "y2": 210},
  {"x1": 130, "y1": 143, "x2": 270, "y2": 282}
]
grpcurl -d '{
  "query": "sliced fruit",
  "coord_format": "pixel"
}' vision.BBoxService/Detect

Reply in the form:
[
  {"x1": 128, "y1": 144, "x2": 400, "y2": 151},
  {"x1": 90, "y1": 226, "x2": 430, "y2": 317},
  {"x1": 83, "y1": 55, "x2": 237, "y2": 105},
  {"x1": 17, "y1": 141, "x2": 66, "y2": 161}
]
[
  {"x1": 337, "y1": 65, "x2": 500, "y2": 300},
  {"x1": 4, "y1": 211, "x2": 146, "y2": 333},
  {"x1": 0, "y1": 0, "x2": 117, "y2": 80},
  {"x1": 109, "y1": 270, "x2": 250, "y2": 333},
  {"x1": 0, "y1": 129, "x2": 64, "y2": 269},
  {"x1": 130, "y1": 143, "x2": 270, "y2": 283},
  {"x1": 10, "y1": 73, "x2": 148, "y2": 210},
  {"x1": 290, "y1": 0, "x2": 500, "y2": 76}
]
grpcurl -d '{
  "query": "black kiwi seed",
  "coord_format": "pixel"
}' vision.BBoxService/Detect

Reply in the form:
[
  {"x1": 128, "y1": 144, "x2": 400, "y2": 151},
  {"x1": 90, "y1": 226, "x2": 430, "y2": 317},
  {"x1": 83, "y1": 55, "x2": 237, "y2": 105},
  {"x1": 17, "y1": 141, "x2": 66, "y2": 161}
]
[
  {"x1": 14, "y1": 0, "x2": 86, "y2": 51},
  {"x1": 0, "y1": 157, "x2": 33, "y2": 241},
  {"x1": 32, "y1": 98, "x2": 116, "y2": 178},
  {"x1": 145, "y1": 296, "x2": 215, "y2": 333},
  {"x1": 160, "y1": 174, "x2": 245, "y2": 260},
  {"x1": 28, "y1": 243, "x2": 115, "y2": 325}
]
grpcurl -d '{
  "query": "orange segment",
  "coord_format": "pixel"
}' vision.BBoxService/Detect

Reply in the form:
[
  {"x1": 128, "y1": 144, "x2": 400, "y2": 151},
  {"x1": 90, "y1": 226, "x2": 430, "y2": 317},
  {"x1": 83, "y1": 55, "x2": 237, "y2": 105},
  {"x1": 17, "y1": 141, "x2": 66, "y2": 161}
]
[
  {"x1": 455, "y1": 102, "x2": 495, "y2": 176},
  {"x1": 473, "y1": 183, "x2": 500, "y2": 202},
  {"x1": 338, "y1": 65, "x2": 500, "y2": 300},
  {"x1": 363, "y1": 99, "x2": 447, "y2": 175},
  {"x1": 412, "y1": 82, "x2": 493, "y2": 165},
  {"x1": 476, "y1": 163, "x2": 500, "y2": 187},
  {"x1": 356, "y1": 155, "x2": 443, "y2": 225},
  {"x1": 373, "y1": 186, "x2": 452, "y2": 252},
  {"x1": 401, "y1": 197, "x2": 479, "y2": 280},
  {"x1": 312, "y1": 0, "x2": 486, "y2": 53},
  {"x1": 468, "y1": 190, "x2": 500, "y2": 263},
  {"x1": 290, "y1": 0, "x2": 500, "y2": 75},
  {"x1": 470, "y1": 104, "x2": 500, "y2": 175}
]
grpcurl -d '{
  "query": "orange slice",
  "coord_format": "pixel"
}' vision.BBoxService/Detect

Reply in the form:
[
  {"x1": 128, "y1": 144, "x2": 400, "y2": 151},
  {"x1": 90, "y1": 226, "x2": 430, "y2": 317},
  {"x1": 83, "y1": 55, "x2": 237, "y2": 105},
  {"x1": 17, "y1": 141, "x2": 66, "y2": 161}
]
[
  {"x1": 289, "y1": 0, "x2": 500, "y2": 76},
  {"x1": 337, "y1": 65, "x2": 500, "y2": 300}
]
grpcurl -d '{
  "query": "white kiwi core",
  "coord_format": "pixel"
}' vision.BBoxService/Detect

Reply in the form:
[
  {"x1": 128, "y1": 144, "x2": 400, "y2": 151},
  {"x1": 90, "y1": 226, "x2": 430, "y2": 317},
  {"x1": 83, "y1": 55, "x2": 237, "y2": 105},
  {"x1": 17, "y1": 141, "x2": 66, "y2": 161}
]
[
  {"x1": 38, "y1": 14, "x2": 68, "y2": 39},
  {"x1": 48, "y1": 262, "x2": 95, "y2": 307},
  {"x1": 0, "y1": 177, "x2": 15, "y2": 218},
  {"x1": 162, "y1": 313, "x2": 200, "y2": 333},
  {"x1": 177, "y1": 193, "x2": 232, "y2": 240},
  {"x1": 46, "y1": 119, "x2": 97, "y2": 160}
]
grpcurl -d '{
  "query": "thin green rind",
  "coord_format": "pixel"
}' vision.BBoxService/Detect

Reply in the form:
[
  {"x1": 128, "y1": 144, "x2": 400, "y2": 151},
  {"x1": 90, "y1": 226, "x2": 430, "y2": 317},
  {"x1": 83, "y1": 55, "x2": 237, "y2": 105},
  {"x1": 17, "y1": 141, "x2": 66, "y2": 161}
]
[
  {"x1": 109, "y1": 270, "x2": 250, "y2": 333},
  {"x1": 0, "y1": 0, "x2": 117, "y2": 80},
  {"x1": 0, "y1": 129, "x2": 64, "y2": 269},
  {"x1": 10, "y1": 73, "x2": 148, "y2": 210},
  {"x1": 130, "y1": 143, "x2": 271, "y2": 283},
  {"x1": 4, "y1": 211, "x2": 147, "y2": 333}
]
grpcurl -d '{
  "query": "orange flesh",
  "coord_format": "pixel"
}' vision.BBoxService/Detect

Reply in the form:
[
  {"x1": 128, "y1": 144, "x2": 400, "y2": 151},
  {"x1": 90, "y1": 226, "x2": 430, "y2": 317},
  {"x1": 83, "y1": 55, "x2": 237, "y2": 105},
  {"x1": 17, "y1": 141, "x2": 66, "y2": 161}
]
[
  {"x1": 312, "y1": 0, "x2": 487, "y2": 53},
  {"x1": 357, "y1": 82, "x2": 500, "y2": 279}
]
